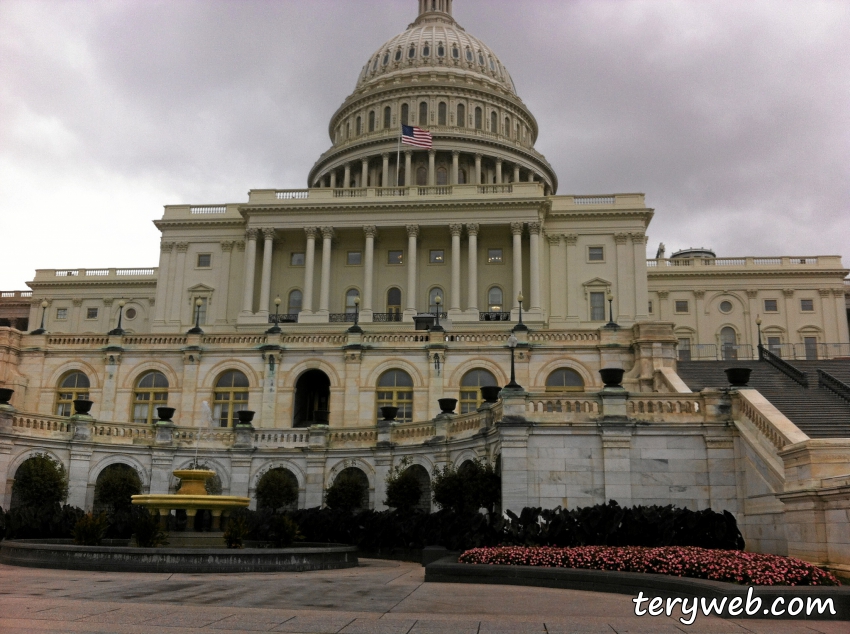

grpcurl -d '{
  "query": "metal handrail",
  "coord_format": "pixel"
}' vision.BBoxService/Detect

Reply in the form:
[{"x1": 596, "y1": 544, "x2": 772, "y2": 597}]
[
  {"x1": 759, "y1": 345, "x2": 809, "y2": 388},
  {"x1": 817, "y1": 369, "x2": 850, "y2": 404}
]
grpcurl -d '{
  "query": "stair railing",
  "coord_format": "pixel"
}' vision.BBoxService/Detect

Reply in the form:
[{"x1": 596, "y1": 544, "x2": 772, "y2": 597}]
[
  {"x1": 817, "y1": 369, "x2": 850, "y2": 404},
  {"x1": 758, "y1": 344, "x2": 809, "y2": 388}
]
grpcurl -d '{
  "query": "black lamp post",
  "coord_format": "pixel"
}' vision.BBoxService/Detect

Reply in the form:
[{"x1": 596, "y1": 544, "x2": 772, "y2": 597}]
[
  {"x1": 109, "y1": 300, "x2": 126, "y2": 336},
  {"x1": 513, "y1": 292, "x2": 528, "y2": 332},
  {"x1": 30, "y1": 300, "x2": 49, "y2": 335},
  {"x1": 756, "y1": 316, "x2": 764, "y2": 359},
  {"x1": 431, "y1": 295, "x2": 444, "y2": 332},
  {"x1": 187, "y1": 298, "x2": 204, "y2": 335},
  {"x1": 505, "y1": 333, "x2": 522, "y2": 390},
  {"x1": 604, "y1": 292, "x2": 619, "y2": 329},
  {"x1": 266, "y1": 296, "x2": 283, "y2": 334},
  {"x1": 348, "y1": 296, "x2": 362, "y2": 333}
]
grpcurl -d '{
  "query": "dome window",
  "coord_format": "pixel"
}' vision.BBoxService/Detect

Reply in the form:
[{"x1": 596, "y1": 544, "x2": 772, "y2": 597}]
[
  {"x1": 408, "y1": 45, "x2": 416, "y2": 59},
  {"x1": 477, "y1": 51, "x2": 485, "y2": 65},
  {"x1": 422, "y1": 43, "x2": 430, "y2": 57},
  {"x1": 489, "y1": 57, "x2": 495, "y2": 71},
  {"x1": 372, "y1": 57, "x2": 379, "y2": 72},
  {"x1": 437, "y1": 43, "x2": 445, "y2": 57},
  {"x1": 382, "y1": 52, "x2": 389, "y2": 66},
  {"x1": 395, "y1": 48, "x2": 402, "y2": 62},
  {"x1": 452, "y1": 45, "x2": 459, "y2": 59},
  {"x1": 465, "y1": 48, "x2": 473, "y2": 62}
]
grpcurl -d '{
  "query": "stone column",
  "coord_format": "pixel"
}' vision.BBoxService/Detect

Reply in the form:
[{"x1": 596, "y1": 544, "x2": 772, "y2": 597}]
[
  {"x1": 474, "y1": 154, "x2": 482, "y2": 185},
  {"x1": 66, "y1": 446, "x2": 93, "y2": 508},
  {"x1": 302, "y1": 227, "x2": 317, "y2": 314},
  {"x1": 170, "y1": 242, "x2": 189, "y2": 322},
  {"x1": 527, "y1": 170, "x2": 535, "y2": 182},
  {"x1": 513, "y1": 164, "x2": 520, "y2": 182},
  {"x1": 427, "y1": 150, "x2": 436, "y2": 186},
  {"x1": 241, "y1": 229, "x2": 258, "y2": 315},
  {"x1": 564, "y1": 234, "x2": 579, "y2": 322},
  {"x1": 631, "y1": 232, "x2": 649, "y2": 320},
  {"x1": 329, "y1": 170, "x2": 337, "y2": 189},
  {"x1": 601, "y1": 432, "x2": 633, "y2": 506},
  {"x1": 495, "y1": 159, "x2": 502, "y2": 184},
  {"x1": 71, "y1": 298, "x2": 83, "y2": 332},
  {"x1": 782, "y1": 289, "x2": 795, "y2": 336},
  {"x1": 449, "y1": 224, "x2": 462, "y2": 313},
  {"x1": 362, "y1": 226, "x2": 376, "y2": 321},
  {"x1": 657, "y1": 290, "x2": 669, "y2": 322},
  {"x1": 511, "y1": 222, "x2": 524, "y2": 310},
  {"x1": 258, "y1": 228, "x2": 275, "y2": 317},
  {"x1": 305, "y1": 455, "x2": 326, "y2": 509},
  {"x1": 318, "y1": 226, "x2": 334, "y2": 314},
  {"x1": 217, "y1": 241, "x2": 234, "y2": 324},
  {"x1": 381, "y1": 153, "x2": 390, "y2": 188},
  {"x1": 405, "y1": 225, "x2": 419, "y2": 316},
  {"x1": 497, "y1": 415, "x2": 530, "y2": 513},
  {"x1": 466, "y1": 223, "x2": 479, "y2": 312},
  {"x1": 820, "y1": 289, "x2": 836, "y2": 342},
  {"x1": 746, "y1": 289, "x2": 759, "y2": 346},
  {"x1": 835, "y1": 290, "x2": 850, "y2": 343},
  {"x1": 361, "y1": 159, "x2": 369, "y2": 188},
  {"x1": 614, "y1": 233, "x2": 630, "y2": 322},
  {"x1": 547, "y1": 234, "x2": 564, "y2": 320},
  {"x1": 451, "y1": 151, "x2": 459, "y2": 185},
  {"x1": 528, "y1": 222, "x2": 541, "y2": 313},
  {"x1": 343, "y1": 163, "x2": 351, "y2": 188},
  {"x1": 404, "y1": 151, "x2": 412, "y2": 186},
  {"x1": 149, "y1": 452, "x2": 174, "y2": 495},
  {"x1": 694, "y1": 289, "x2": 706, "y2": 343},
  {"x1": 154, "y1": 242, "x2": 173, "y2": 325}
]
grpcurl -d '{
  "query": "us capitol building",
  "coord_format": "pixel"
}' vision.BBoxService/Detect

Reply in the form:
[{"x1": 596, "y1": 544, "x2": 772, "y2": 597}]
[{"x1": 2, "y1": 0, "x2": 850, "y2": 574}]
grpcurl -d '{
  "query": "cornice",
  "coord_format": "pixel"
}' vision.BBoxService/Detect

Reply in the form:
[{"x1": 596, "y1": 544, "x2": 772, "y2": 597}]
[
  {"x1": 153, "y1": 219, "x2": 246, "y2": 230},
  {"x1": 647, "y1": 268, "x2": 849, "y2": 280},
  {"x1": 28, "y1": 280, "x2": 157, "y2": 289},
  {"x1": 239, "y1": 197, "x2": 548, "y2": 216},
  {"x1": 548, "y1": 208, "x2": 655, "y2": 221}
]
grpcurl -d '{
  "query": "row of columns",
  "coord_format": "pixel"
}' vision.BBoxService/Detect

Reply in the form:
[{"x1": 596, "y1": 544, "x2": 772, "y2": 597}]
[
  {"x1": 240, "y1": 223, "x2": 542, "y2": 320},
  {"x1": 318, "y1": 151, "x2": 538, "y2": 189}
]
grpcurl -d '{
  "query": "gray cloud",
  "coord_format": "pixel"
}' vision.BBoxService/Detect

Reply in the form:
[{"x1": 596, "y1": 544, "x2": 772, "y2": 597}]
[{"x1": 1, "y1": 0, "x2": 848, "y2": 288}]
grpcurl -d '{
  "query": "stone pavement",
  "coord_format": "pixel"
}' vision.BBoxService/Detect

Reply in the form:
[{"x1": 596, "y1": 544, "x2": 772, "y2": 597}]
[{"x1": 0, "y1": 559, "x2": 845, "y2": 633}]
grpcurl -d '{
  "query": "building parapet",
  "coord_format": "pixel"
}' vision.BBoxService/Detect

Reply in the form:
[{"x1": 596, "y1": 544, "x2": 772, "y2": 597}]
[
  {"x1": 648, "y1": 256, "x2": 844, "y2": 270},
  {"x1": 31, "y1": 268, "x2": 158, "y2": 282}
]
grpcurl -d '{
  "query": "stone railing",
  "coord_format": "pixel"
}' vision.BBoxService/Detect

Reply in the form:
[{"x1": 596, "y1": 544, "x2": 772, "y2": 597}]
[
  {"x1": 92, "y1": 422, "x2": 155, "y2": 443},
  {"x1": 202, "y1": 334, "x2": 268, "y2": 346},
  {"x1": 447, "y1": 332, "x2": 510, "y2": 343},
  {"x1": 123, "y1": 335, "x2": 188, "y2": 346},
  {"x1": 9, "y1": 413, "x2": 74, "y2": 435},
  {"x1": 0, "y1": 291, "x2": 33, "y2": 299},
  {"x1": 392, "y1": 421, "x2": 437, "y2": 444},
  {"x1": 446, "y1": 406, "x2": 496, "y2": 437},
  {"x1": 626, "y1": 395, "x2": 705, "y2": 422},
  {"x1": 525, "y1": 394, "x2": 600, "y2": 421},
  {"x1": 327, "y1": 427, "x2": 378, "y2": 448},
  {"x1": 735, "y1": 389, "x2": 809, "y2": 450},
  {"x1": 648, "y1": 256, "x2": 836, "y2": 269},
  {"x1": 528, "y1": 331, "x2": 600, "y2": 343},
  {"x1": 361, "y1": 333, "x2": 429, "y2": 345},
  {"x1": 253, "y1": 430, "x2": 310, "y2": 448},
  {"x1": 281, "y1": 334, "x2": 347, "y2": 345},
  {"x1": 34, "y1": 268, "x2": 157, "y2": 280},
  {"x1": 46, "y1": 335, "x2": 110, "y2": 346},
  {"x1": 172, "y1": 428, "x2": 236, "y2": 446}
]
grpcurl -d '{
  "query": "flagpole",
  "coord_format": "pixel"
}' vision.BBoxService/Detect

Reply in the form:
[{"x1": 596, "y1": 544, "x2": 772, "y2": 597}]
[{"x1": 396, "y1": 128, "x2": 401, "y2": 187}]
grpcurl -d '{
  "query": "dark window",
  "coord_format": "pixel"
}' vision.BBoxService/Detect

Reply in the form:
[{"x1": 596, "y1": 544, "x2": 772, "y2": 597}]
[
  {"x1": 588, "y1": 246, "x2": 604, "y2": 261},
  {"x1": 801, "y1": 299, "x2": 814, "y2": 312},
  {"x1": 368, "y1": 111, "x2": 375, "y2": 132},
  {"x1": 197, "y1": 253, "x2": 211, "y2": 267},
  {"x1": 86, "y1": 307, "x2": 98, "y2": 319},
  {"x1": 388, "y1": 250, "x2": 403, "y2": 265},
  {"x1": 382, "y1": 52, "x2": 389, "y2": 66},
  {"x1": 456, "y1": 103, "x2": 465, "y2": 128},
  {"x1": 356, "y1": 116, "x2": 361, "y2": 135},
  {"x1": 488, "y1": 287, "x2": 503, "y2": 311},
  {"x1": 288, "y1": 290, "x2": 302, "y2": 314},
  {"x1": 436, "y1": 167, "x2": 447, "y2": 185},
  {"x1": 213, "y1": 370, "x2": 249, "y2": 427},
  {"x1": 430, "y1": 249, "x2": 444, "y2": 264},
  {"x1": 56, "y1": 308, "x2": 67, "y2": 320},
  {"x1": 590, "y1": 292, "x2": 605, "y2": 320},
  {"x1": 437, "y1": 43, "x2": 445, "y2": 57},
  {"x1": 383, "y1": 106, "x2": 391, "y2": 129},
  {"x1": 487, "y1": 248, "x2": 503, "y2": 264},
  {"x1": 419, "y1": 101, "x2": 428, "y2": 126},
  {"x1": 422, "y1": 43, "x2": 430, "y2": 57},
  {"x1": 347, "y1": 251, "x2": 362, "y2": 265},
  {"x1": 490, "y1": 111, "x2": 497, "y2": 132},
  {"x1": 395, "y1": 48, "x2": 402, "y2": 62},
  {"x1": 377, "y1": 369, "x2": 413, "y2": 422},
  {"x1": 291, "y1": 252, "x2": 305, "y2": 266},
  {"x1": 675, "y1": 300, "x2": 689, "y2": 313},
  {"x1": 545, "y1": 368, "x2": 584, "y2": 391},
  {"x1": 719, "y1": 300, "x2": 733, "y2": 313},
  {"x1": 764, "y1": 299, "x2": 778, "y2": 312},
  {"x1": 386, "y1": 287, "x2": 402, "y2": 314},
  {"x1": 474, "y1": 107, "x2": 482, "y2": 129},
  {"x1": 438, "y1": 102, "x2": 447, "y2": 125},
  {"x1": 465, "y1": 48, "x2": 473, "y2": 62},
  {"x1": 460, "y1": 369, "x2": 497, "y2": 413},
  {"x1": 408, "y1": 45, "x2": 416, "y2": 59},
  {"x1": 416, "y1": 166, "x2": 427, "y2": 185},
  {"x1": 452, "y1": 45, "x2": 459, "y2": 59},
  {"x1": 401, "y1": 104, "x2": 409, "y2": 126}
]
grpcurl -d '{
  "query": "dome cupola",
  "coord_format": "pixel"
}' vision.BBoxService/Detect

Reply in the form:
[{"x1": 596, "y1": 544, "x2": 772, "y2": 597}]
[{"x1": 308, "y1": 0, "x2": 557, "y2": 194}]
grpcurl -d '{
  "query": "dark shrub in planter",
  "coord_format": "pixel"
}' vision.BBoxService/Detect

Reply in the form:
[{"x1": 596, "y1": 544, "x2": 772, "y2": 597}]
[
  {"x1": 4, "y1": 503, "x2": 85, "y2": 540},
  {"x1": 94, "y1": 464, "x2": 142, "y2": 513},
  {"x1": 72, "y1": 512, "x2": 109, "y2": 546},
  {"x1": 432, "y1": 459, "x2": 500, "y2": 516},
  {"x1": 256, "y1": 468, "x2": 298, "y2": 512},
  {"x1": 11, "y1": 454, "x2": 68, "y2": 508},
  {"x1": 384, "y1": 459, "x2": 422, "y2": 513},
  {"x1": 132, "y1": 507, "x2": 168, "y2": 547},
  {"x1": 724, "y1": 368, "x2": 752, "y2": 387},
  {"x1": 598, "y1": 368, "x2": 625, "y2": 387},
  {"x1": 325, "y1": 468, "x2": 368, "y2": 512},
  {"x1": 480, "y1": 386, "x2": 502, "y2": 402}
]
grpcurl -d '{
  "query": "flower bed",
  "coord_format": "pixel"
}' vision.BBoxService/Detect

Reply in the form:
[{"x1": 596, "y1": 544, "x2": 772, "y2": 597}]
[{"x1": 458, "y1": 546, "x2": 840, "y2": 586}]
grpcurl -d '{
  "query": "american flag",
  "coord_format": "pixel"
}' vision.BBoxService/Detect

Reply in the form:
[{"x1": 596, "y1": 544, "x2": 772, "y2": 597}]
[{"x1": 401, "y1": 124, "x2": 433, "y2": 149}]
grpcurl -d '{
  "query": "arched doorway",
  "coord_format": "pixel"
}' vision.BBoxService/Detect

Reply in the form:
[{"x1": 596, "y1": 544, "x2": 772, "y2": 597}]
[
  {"x1": 293, "y1": 369, "x2": 330, "y2": 427},
  {"x1": 720, "y1": 327, "x2": 737, "y2": 360},
  {"x1": 405, "y1": 464, "x2": 431, "y2": 512}
]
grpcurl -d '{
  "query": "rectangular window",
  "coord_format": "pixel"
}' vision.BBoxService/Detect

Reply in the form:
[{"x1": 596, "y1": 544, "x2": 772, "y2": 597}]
[
  {"x1": 429, "y1": 249, "x2": 445, "y2": 264},
  {"x1": 290, "y1": 252, "x2": 305, "y2": 266},
  {"x1": 767, "y1": 336, "x2": 782, "y2": 356},
  {"x1": 764, "y1": 299, "x2": 778, "y2": 312},
  {"x1": 347, "y1": 251, "x2": 362, "y2": 265},
  {"x1": 86, "y1": 307, "x2": 98, "y2": 319},
  {"x1": 388, "y1": 250, "x2": 403, "y2": 265},
  {"x1": 588, "y1": 246, "x2": 604, "y2": 261},
  {"x1": 800, "y1": 299, "x2": 814, "y2": 312},
  {"x1": 677, "y1": 338, "x2": 691, "y2": 362},
  {"x1": 590, "y1": 292, "x2": 605, "y2": 321},
  {"x1": 804, "y1": 336, "x2": 819, "y2": 360},
  {"x1": 196, "y1": 298, "x2": 208, "y2": 325},
  {"x1": 487, "y1": 248, "x2": 503, "y2": 264},
  {"x1": 197, "y1": 253, "x2": 211, "y2": 268},
  {"x1": 56, "y1": 308, "x2": 67, "y2": 320},
  {"x1": 674, "y1": 300, "x2": 689, "y2": 313},
  {"x1": 648, "y1": 301, "x2": 653, "y2": 314}
]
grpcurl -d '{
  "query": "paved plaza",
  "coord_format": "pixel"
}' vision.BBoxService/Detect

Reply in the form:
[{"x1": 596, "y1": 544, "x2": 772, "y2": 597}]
[{"x1": 0, "y1": 559, "x2": 845, "y2": 634}]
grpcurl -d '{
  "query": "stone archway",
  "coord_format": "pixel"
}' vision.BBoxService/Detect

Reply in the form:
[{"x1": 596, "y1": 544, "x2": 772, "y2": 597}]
[{"x1": 293, "y1": 369, "x2": 331, "y2": 428}]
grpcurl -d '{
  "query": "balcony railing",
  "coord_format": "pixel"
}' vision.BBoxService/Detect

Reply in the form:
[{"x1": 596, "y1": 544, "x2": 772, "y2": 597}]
[
  {"x1": 0, "y1": 291, "x2": 32, "y2": 299},
  {"x1": 649, "y1": 256, "x2": 832, "y2": 268},
  {"x1": 372, "y1": 312, "x2": 403, "y2": 322},
  {"x1": 328, "y1": 313, "x2": 357, "y2": 323},
  {"x1": 268, "y1": 313, "x2": 299, "y2": 324},
  {"x1": 479, "y1": 311, "x2": 511, "y2": 322},
  {"x1": 677, "y1": 343, "x2": 755, "y2": 361}
]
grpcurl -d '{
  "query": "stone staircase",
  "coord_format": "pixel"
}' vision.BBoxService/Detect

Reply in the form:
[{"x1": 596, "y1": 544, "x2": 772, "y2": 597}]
[{"x1": 677, "y1": 359, "x2": 850, "y2": 439}]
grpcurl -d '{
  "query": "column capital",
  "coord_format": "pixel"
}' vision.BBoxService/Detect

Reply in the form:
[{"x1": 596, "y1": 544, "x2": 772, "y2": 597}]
[
  {"x1": 834, "y1": 289, "x2": 846, "y2": 298},
  {"x1": 510, "y1": 222, "x2": 524, "y2": 236},
  {"x1": 363, "y1": 225, "x2": 377, "y2": 238},
  {"x1": 495, "y1": 158, "x2": 503, "y2": 165},
  {"x1": 746, "y1": 289, "x2": 758, "y2": 298},
  {"x1": 629, "y1": 232, "x2": 646, "y2": 244},
  {"x1": 404, "y1": 150, "x2": 413, "y2": 157},
  {"x1": 694, "y1": 289, "x2": 706, "y2": 299},
  {"x1": 783, "y1": 288, "x2": 795, "y2": 297},
  {"x1": 176, "y1": 242, "x2": 190, "y2": 253},
  {"x1": 320, "y1": 226, "x2": 335, "y2": 240},
  {"x1": 304, "y1": 226, "x2": 318, "y2": 240},
  {"x1": 466, "y1": 223, "x2": 479, "y2": 236},
  {"x1": 449, "y1": 223, "x2": 463, "y2": 237},
  {"x1": 245, "y1": 228, "x2": 259, "y2": 241},
  {"x1": 657, "y1": 290, "x2": 669, "y2": 299},
  {"x1": 614, "y1": 233, "x2": 629, "y2": 245},
  {"x1": 564, "y1": 234, "x2": 578, "y2": 245},
  {"x1": 361, "y1": 157, "x2": 369, "y2": 165},
  {"x1": 546, "y1": 233, "x2": 560, "y2": 246},
  {"x1": 528, "y1": 222, "x2": 541, "y2": 235},
  {"x1": 382, "y1": 152, "x2": 389, "y2": 159},
  {"x1": 220, "y1": 240, "x2": 235, "y2": 252},
  {"x1": 72, "y1": 297, "x2": 83, "y2": 307},
  {"x1": 235, "y1": 240, "x2": 245, "y2": 252},
  {"x1": 819, "y1": 288, "x2": 831, "y2": 297},
  {"x1": 262, "y1": 227, "x2": 276, "y2": 241},
  {"x1": 160, "y1": 241, "x2": 174, "y2": 253},
  {"x1": 474, "y1": 153, "x2": 483, "y2": 160},
  {"x1": 406, "y1": 224, "x2": 420, "y2": 238},
  {"x1": 451, "y1": 150, "x2": 460, "y2": 157},
  {"x1": 103, "y1": 297, "x2": 114, "y2": 307}
]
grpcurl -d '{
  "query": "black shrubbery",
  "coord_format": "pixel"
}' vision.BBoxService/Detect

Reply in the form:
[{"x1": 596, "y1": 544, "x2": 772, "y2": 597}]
[
  {"x1": 431, "y1": 460, "x2": 500, "y2": 516},
  {"x1": 72, "y1": 512, "x2": 109, "y2": 546},
  {"x1": 383, "y1": 458, "x2": 422, "y2": 513},
  {"x1": 256, "y1": 468, "x2": 298, "y2": 512},
  {"x1": 11, "y1": 454, "x2": 68, "y2": 508},
  {"x1": 130, "y1": 507, "x2": 168, "y2": 547},
  {"x1": 324, "y1": 470, "x2": 368, "y2": 512},
  {"x1": 2, "y1": 503, "x2": 85, "y2": 540}
]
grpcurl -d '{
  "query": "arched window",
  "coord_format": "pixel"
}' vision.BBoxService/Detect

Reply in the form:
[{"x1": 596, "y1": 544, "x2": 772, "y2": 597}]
[
  {"x1": 356, "y1": 116, "x2": 362, "y2": 135},
  {"x1": 490, "y1": 111, "x2": 497, "y2": 132},
  {"x1": 416, "y1": 166, "x2": 427, "y2": 185},
  {"x1": 368, "y1": 110, "x2": 375, "y2": 132},
  {"x1": 377, "y1": 369, "x2": 413, "y2": 422},
  {"x1": 371, "y1": 56, "x2": 379, "y2": 72},
  {"x1": 474, "y1": 107, "x2": 482, "y2": 130},
  {"x1": 436, "y1": 166, "x2": 447, "y2": 185},
  {"x1": 346, "y1": 122, "x2": 350, "y2": 140},
  {"x1": 422, "y1": 42, "x2": 430, "y2": 57},
  {"x1": 465, "y1": 47, "x2": 473, "y2": 62},
  {"x1": 438, "y1": 102, "x2": 447, "y2": 125},
  {"x1": 505, "y1": 116, "x2": 511, "y2": 136},
  {"x1": 545, "y1": 368, "x2": 584, "y2": 392},
  {"x1": 408, "y1": 44, "x2": 416, "y2": 59},
  {"x1": 213, "y1": 370, "x2": 249, "y2": 427},
  {"x1": 720, "y1": 327, "x2": 738, "y2": 360},
  {"x1": 395, "y1": 48, "x2": 402, "y2": 62},
  {"x1": 419, "y1": 101, "x2": 428, "y2": 126},
  {"x1": 382, "y1": 51, "x2": 389, "y2": 66},
  {"x1": 55, "y1": 371, "x2": 90, "y2": 416},
  {"x1": 288, "y1": 289, "x2": 303, "y2": 315},
  {"x1": 387, "y1": 287, "x2": 402, "y2": 316},
  {"x1": 457, "y1": 103, "x2": 465, "y2": 128},
  {"x1": 452, "y1": 44, "x2": 459, "y2": 59},
  {"x1": 401, "y1": 103, "x2": 409, "y2": 126},
  {"x1": 488, "y1": 286, "x2": 503, "y2": 311},
  {"x1": 345, "y1": 288, "x2": 360, "y2": 314},
  {"x1": 428, "y1": 287, "x2": 444, "y2": 314},
  {"x1": 383, "y1": 106, "x2": 391, "y2": 129},
  {"x1": 460, "y1": 369, "x2": 498, "y2": 413},
  {"x1": 132, "y1": 371, "x2": 169, "y2": 424},
  {"x1": 478, "y1": 51, "x2": 485, "y2": 65},
  {"x1": 458, "y1": 168, "x2": 467, "y2": 184},
  {"x1": 437, "y1": 42, "x2": 445, "y2": 57}
]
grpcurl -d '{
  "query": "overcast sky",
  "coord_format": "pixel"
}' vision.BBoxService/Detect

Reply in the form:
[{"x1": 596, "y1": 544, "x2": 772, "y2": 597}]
[{"x1": 2, "y1": 0, "x2": 848, "y2": 289}]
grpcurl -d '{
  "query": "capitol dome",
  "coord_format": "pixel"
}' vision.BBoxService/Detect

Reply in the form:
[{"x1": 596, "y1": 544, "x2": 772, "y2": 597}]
[{"x1": 308, "y1": 0, "x2": 558, "y2": 194}]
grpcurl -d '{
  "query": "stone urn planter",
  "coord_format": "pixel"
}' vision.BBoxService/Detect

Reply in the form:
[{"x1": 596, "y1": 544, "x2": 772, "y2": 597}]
[
  {"x1": 72, "y1": 399, "x2": 94, "y2": 415},
  {"x1": 236, "y1": 410, "x2": 256, "y2": 425},
  {"x1": 379, "y1": 406, "x2": 399, "y2": 422},
  {"x1": 480, "y1": 386, "x2": 502, "y2": 403},
  {"x1": 437, "y1": 398, "x2": 458, "y2": 414},
  {"x1": 724, "y1": 368, "x2": 752, "y2": 387},
  {"x1": 0, "y1": 388, "x2": 13, "y2": 405},
  {"x1": 156, "y1": 406, "x2": 176, "y2": 422},
  {"x1": 598, "y1": 368, "x2": 625, "y2": 388},
  {"x1": 312, "y1": 410, "x2": 329, "y2": 424}
]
